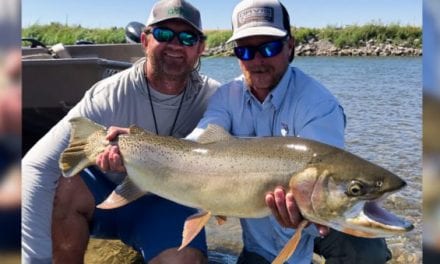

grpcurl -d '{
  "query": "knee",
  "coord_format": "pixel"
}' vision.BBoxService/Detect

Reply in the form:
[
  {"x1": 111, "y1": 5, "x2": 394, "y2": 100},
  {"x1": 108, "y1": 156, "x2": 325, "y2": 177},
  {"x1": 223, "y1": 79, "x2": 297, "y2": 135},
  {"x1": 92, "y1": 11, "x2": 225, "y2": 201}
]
[
  {"x1": 149, "y1": 247, "x2": 206, "y2": 264},
  {"x1": 53, "y1": 175, "x2": 95, "y2": 220}
]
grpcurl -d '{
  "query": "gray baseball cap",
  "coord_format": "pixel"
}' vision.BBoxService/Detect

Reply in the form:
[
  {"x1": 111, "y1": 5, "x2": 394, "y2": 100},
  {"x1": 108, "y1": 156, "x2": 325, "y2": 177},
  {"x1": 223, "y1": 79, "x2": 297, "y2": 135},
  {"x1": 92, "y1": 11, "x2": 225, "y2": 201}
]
[
  {"x1": 146, "y1": 0, "x2": 203, "y2": 34},
  {"x1": 227, "y1": 0, "x2": 288, "y2": 43}
]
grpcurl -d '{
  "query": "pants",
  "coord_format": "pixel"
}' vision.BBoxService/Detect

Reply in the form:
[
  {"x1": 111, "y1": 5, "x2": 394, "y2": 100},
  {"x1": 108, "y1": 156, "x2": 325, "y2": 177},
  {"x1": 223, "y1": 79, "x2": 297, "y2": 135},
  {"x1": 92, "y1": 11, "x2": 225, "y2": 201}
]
[{"x1": 237, "y1": 229, "x2": 391, "y2": 264}]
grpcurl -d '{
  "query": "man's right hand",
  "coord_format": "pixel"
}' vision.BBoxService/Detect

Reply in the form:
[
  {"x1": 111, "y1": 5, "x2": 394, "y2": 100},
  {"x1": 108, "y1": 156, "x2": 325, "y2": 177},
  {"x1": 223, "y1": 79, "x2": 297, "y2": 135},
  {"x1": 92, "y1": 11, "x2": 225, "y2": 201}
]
[
  {"x1": 95, "y1": 126, "x2": 129, "y2": 173},
  {"x1": 265, "y1": 187, "x2": 330, "y2": 236}
]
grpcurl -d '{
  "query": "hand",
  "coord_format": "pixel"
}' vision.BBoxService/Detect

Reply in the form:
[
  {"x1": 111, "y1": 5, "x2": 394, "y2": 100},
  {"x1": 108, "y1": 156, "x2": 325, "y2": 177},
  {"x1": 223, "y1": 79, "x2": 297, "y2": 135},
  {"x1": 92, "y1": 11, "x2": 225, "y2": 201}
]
[
  {"x1": 265, "y1": 187, "x2": 329, "y2": 236},
  {"x1": 95, "y1": 126, "x2": 130, "y2": 173}
]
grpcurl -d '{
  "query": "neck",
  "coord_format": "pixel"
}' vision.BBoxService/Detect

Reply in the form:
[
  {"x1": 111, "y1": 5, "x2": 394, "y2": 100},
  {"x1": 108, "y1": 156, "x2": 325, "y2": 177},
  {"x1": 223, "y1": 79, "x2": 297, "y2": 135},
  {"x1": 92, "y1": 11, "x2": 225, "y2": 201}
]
[
  {"x1": 144, "y1": 61, "x2": 188, "y2": 95},
  {"x1": 251, "y1": 88, "x2": 270, "y2": 102}
]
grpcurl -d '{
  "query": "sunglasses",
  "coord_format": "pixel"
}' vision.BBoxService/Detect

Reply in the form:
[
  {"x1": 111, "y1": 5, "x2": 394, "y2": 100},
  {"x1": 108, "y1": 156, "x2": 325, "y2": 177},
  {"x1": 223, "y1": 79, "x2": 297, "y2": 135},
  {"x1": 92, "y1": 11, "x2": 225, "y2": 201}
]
[
  {"x1": 234, "y1": 39, "x2": 286, "y2": 61},
  {"x1": 149, "y1": 27, "x2": 204, "y2": 47}
]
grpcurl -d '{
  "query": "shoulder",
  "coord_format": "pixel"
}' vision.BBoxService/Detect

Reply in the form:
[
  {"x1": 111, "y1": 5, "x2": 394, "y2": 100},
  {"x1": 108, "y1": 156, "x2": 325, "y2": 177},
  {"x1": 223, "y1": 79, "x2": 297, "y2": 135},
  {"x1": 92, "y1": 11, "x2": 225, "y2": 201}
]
[
  {"x1": 197, "y1": 73, "x2": 221, "y2": 93},
  {"x1": 290, "y1": 67, "x2": 341, "y2": 105},
  {"x1": 217, "y1": 76, "x2": 245, "y2": 95},
  {"x1": 85, "y1": 62, "x2": 142, "y2": 99}
]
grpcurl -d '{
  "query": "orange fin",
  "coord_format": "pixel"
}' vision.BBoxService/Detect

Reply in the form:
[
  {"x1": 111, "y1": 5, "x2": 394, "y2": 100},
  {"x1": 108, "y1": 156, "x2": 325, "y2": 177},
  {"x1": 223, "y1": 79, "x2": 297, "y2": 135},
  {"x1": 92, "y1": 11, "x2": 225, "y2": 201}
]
[
  {"x1": 215, "y1": 215, "x2": 227, "y2": 225},
  {"x1": 97, "y1": 177, "x2": 147, "y2": 209},
  {"x1": 178, "y1": 210, "x2": 211, "y2": 251},
  {"x1": 272, "y1": 220, "x2": 309, "y2": 264}
]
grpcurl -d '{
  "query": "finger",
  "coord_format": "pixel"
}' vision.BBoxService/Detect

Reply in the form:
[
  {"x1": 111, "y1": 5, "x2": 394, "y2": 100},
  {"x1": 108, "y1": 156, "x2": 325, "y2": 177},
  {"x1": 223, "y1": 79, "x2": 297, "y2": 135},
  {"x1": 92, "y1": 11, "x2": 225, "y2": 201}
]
[
  {"x1": 315, "y1": 224, "x2": 330, "y2": 237},
  {"x1": 265, "y1": 192, "x2": 286, "y2": 226},
  {"x1": 96, "y1": 154, "x2": 103, "y2": 168},
  {"x1": 285, "y1": 192, "x2": 301, "y2": 228},
  {"x1": 106, "y1": 126, "x2": 129, "y2": 140},
  {"x1": 109, "y1": 146, "x2": 125, "y2": 172},
  {"x1": 99, "y1": 149, "x2": 110, "y2": 172},
  {"x1": 274, "y1": 187, "x2": 290, "y2": 227}
]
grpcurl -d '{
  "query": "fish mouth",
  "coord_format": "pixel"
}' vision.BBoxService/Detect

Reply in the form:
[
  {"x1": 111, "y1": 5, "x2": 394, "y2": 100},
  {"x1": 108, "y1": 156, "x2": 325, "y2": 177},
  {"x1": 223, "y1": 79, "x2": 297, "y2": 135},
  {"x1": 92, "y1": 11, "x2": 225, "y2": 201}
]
[
  {"x1": 344, "y1": 200, "x2": 414, "y2": 237},
  {"x1": 364, "y1": 201, "x2": 414, "y2": 230}
]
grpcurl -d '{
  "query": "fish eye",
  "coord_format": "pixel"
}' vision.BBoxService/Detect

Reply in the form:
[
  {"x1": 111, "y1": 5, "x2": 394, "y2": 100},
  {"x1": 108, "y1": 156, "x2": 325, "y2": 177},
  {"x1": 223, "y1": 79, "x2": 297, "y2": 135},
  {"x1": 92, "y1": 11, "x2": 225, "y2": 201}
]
[
  {"x1": 376, "y1": 181, "x2": 383, "y2": 188},
  {"x1": 346, "y1": 180, "x2": 366, "y2": 197}
]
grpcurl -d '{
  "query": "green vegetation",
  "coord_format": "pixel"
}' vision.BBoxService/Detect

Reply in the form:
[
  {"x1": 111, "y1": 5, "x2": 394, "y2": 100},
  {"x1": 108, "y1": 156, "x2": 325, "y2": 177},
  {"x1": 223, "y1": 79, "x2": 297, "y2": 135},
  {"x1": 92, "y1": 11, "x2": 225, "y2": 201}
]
[
  {"x1": 293, "y1": 23, "x2": 422, "y2": 48},
  {"x1": 22, "y1": 23, "x2": 421, "y2": 49},
  {"x1": 22, "y1": 23, "x2": 126, "y2": 45},
  {"x1": 204, "y1": 30, "x2": 232, "y2": 48}
]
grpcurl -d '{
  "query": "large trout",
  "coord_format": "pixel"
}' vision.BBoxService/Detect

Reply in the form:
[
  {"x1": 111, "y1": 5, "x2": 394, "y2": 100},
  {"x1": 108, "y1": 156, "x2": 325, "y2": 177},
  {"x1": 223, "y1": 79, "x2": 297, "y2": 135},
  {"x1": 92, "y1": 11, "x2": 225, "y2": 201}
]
[{"x1": 59, "y1": 117, "x2": 413, "y2": 264}]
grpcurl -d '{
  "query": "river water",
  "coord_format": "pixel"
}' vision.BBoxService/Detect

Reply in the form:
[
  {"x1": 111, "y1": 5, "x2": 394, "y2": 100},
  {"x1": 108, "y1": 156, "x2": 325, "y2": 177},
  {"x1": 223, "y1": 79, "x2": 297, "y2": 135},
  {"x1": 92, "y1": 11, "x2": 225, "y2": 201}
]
[{"x1": 200, "y1": 56, "x2": 422, "y2": 263}]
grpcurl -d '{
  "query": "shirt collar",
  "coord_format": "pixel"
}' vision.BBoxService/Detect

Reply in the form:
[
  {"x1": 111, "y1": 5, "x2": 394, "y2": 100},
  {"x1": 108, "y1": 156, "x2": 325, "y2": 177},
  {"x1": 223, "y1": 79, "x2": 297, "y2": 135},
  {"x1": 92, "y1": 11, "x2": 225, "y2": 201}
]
[{"x1": 242, "y1": 67, "x2": 292, "y2": 110}]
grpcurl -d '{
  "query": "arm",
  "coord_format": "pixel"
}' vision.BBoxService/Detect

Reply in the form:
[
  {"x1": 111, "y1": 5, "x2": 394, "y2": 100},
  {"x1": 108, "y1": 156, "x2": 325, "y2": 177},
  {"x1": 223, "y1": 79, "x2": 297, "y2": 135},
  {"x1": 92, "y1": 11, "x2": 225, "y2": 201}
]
[
  {"x1": 186, "y1": 86, "x2": 232, "y2": 141},
  {"x1": 21, "y1": 86, "x2": 112, "y2": 262}
]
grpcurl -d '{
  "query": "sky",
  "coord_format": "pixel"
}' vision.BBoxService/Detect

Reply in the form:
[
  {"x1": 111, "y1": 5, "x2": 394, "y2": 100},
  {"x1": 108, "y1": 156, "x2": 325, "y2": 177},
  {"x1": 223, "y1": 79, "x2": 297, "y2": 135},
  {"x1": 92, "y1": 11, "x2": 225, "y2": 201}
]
[{"x1": 22, "y1": 0, "x2": 422, "y2": 30}]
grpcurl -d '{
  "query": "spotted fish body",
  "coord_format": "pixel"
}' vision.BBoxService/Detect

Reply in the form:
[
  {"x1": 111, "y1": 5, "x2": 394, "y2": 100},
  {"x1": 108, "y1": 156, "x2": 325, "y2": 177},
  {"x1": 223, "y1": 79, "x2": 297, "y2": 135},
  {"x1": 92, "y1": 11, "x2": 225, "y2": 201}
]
[{"x1": 60, "y1": 117, "x2": 414, "y2": 263}]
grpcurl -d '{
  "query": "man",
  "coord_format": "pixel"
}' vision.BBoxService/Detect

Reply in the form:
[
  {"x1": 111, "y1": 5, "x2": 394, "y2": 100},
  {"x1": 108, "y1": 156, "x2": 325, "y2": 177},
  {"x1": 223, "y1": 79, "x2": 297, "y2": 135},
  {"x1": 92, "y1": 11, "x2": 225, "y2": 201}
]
[
  {"x1": 97, "y1": 0, "x2": 392, "y2": 263},
  {"x1": 188, "y1": 0, "x2": 391, "y2": 263},
  {"x1": 21, "y1": 0, "x2": 220, "y2": 263}
]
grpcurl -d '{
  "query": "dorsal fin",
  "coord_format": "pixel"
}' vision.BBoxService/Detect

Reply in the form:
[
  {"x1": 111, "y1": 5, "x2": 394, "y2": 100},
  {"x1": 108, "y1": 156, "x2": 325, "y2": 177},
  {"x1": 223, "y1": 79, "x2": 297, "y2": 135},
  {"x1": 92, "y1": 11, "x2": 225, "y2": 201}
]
[{"x1": 196, "y1": 124, "x2": 234, "y2": 144}]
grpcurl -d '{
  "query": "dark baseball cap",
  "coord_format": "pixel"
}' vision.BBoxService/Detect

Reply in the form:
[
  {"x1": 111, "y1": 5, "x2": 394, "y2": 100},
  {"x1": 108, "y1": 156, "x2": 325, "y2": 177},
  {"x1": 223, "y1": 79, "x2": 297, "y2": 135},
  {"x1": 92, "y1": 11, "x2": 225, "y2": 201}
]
[{"x1": 146, "y1": 0, "x2": 203, "y2": 34}]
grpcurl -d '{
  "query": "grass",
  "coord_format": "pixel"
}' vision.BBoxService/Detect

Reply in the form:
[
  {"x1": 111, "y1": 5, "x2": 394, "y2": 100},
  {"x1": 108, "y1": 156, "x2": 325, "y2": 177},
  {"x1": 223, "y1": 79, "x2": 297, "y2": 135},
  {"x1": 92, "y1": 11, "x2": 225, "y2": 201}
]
[{"x1": 22, "y1": 22, "x2": 421, "y2": 49}]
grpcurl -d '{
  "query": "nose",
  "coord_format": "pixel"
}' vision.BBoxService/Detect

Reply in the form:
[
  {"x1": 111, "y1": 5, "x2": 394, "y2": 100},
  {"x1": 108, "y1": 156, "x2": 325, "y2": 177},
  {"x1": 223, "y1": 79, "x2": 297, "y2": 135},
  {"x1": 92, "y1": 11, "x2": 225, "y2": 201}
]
[{"x1": 248, "y1": 51, "x2": 266, "y2": 65}]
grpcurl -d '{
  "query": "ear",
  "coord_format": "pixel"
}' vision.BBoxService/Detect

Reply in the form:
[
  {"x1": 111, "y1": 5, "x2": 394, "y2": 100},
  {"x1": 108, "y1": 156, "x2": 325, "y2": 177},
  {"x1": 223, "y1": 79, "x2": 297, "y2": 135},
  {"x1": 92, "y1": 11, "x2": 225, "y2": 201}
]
[
  {"x1": 141, "y1": 32, "x2": 148, "y2": 48},
  {"x1": 287, "y1": 36, "x2": 295, "y2": 61},
  {"x1": 197, "y1": 40, "x2": 206, "y2": 56},
  {"x1": 287, "y1": 36, "x2": 295, "y2": 53}
]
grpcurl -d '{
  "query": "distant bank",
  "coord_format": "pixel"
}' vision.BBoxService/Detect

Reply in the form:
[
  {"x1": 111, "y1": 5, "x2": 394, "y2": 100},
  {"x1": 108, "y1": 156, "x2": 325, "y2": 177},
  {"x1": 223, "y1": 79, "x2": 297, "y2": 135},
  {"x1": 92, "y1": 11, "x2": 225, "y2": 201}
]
[{"x1": 22, "y1": 23, "x2": 422, "y2": 57}]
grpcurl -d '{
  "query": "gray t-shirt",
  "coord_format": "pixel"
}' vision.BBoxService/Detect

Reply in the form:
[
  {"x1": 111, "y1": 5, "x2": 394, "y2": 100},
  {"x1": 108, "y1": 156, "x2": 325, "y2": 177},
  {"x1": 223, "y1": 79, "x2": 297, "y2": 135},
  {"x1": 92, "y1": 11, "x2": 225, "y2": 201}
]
[{"x1": 21, "y1": 58, "x2": 220, "y2": 263}]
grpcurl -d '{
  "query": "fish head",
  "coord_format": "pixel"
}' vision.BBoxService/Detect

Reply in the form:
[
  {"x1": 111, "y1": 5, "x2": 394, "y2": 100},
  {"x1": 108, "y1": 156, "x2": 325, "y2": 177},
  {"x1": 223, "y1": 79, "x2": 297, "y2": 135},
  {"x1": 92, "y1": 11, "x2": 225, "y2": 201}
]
[{"x1": 290, "y1": 147, "x2": 414, "y2": 238}]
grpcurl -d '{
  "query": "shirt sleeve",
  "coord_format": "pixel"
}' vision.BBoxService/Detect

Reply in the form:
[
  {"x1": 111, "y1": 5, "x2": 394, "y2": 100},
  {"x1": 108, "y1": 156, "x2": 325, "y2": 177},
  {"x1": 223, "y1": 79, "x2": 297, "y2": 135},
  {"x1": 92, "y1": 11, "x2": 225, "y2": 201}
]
[{"x1": 186, "y1": 87, "x2": 232, "y2": 141}]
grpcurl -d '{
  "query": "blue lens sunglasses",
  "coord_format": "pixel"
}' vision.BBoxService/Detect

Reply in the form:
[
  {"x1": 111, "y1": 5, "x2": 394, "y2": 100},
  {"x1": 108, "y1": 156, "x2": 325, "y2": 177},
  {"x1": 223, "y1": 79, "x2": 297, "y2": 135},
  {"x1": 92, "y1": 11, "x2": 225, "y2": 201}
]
[
  {"x1": 234, "y1": 38, "x2": 287, "y2": 61},
  {"x1": 149, "y1": 27, "x2": 205, "y2": 47}
]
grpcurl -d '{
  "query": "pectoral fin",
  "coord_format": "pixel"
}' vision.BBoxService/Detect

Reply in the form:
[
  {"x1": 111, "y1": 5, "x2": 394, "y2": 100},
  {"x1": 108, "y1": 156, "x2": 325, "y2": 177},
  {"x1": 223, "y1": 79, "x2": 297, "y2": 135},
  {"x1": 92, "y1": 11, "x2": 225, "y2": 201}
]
[
  {"x1": 179, "y1": 210, "x2": 212, "y2": 251},
  {"x1": 97, "y1": 177, "x2": 147, "y2": 209},
  {"x1": 272, "y1": 220, "x2": 309, "y2": 264}
]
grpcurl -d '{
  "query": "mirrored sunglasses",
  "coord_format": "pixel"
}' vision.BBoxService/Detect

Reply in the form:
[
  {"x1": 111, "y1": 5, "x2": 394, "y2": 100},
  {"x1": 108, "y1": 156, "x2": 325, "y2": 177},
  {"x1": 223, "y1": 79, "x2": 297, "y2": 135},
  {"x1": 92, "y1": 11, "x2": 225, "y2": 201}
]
[
  {"x1": 234, "y1": 39, "x2": 286, "y2": 61},
  {"x1": 150, "y1": 27, "x2": 203, "y2": 47}
]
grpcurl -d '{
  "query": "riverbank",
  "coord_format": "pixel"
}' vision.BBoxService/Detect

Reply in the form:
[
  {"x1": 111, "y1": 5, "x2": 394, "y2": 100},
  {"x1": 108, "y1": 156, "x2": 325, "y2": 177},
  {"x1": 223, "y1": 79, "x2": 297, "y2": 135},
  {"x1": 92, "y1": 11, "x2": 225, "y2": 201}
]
[{"x1": 204, "y1": 39, "x2": 422, "y2": 57}]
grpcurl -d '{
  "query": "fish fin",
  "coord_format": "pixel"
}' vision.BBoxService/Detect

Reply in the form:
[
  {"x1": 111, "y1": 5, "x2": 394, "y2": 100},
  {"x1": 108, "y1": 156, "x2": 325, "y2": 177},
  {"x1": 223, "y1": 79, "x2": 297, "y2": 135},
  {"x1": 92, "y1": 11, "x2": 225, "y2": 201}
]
[
  {"x1": 272, "y1": 220, "x2": 309, "y2": 264},
  {"x1": 178, "y1": 210, "x2": 212, "y2": 251},
  {"x1": 59, "y1": 117, "x2": 107, "y2": 177},
  {"x1": 215, "y1": 215, "x2": 227, "y2": 225},
  {"x1": 97, "y1": 177, "x2": 147, "y2": 209},
  {"x1": 196, "y1": 124, "x2": 234, "y2": 144},
  {"x1": 128, "y1": 125, "x2": 154, "y2": 135}
]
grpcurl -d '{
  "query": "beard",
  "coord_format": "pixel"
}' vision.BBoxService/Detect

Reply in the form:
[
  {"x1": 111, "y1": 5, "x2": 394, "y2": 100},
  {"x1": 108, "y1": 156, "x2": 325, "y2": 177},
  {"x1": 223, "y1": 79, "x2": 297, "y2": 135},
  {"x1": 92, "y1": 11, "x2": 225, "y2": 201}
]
[
  {"x1": 147, "y1": 48, "x2": 196, "y2": 82},
  {"x1": 242, "y1": 64, "x2": 284, "y2": 91}
]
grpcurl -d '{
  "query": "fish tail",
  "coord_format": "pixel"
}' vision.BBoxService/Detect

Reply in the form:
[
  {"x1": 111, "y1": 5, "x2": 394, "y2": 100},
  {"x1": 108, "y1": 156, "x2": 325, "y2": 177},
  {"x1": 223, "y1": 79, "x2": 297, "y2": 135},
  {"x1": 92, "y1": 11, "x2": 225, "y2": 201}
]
[{"x1": 59, "y1": 117, "x2": 107, "y2": 177}]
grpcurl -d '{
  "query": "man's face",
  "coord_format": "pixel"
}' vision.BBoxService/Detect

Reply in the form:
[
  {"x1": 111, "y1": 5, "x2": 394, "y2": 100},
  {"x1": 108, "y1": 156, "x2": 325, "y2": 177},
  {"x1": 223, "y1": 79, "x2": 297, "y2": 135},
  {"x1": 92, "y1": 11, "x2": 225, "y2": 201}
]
[
  {"x1": 236, "y1": 35, "x2": 294, "y2": 97},
  {"x1": 141, "y1": 20, "x2": 205, "y2": 81}
]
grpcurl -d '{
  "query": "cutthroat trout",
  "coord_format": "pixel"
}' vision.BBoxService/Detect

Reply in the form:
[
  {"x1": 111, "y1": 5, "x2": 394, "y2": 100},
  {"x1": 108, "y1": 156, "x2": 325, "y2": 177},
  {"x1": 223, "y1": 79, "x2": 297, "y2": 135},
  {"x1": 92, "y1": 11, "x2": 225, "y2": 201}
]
[{"x1": 59, "y1": 117, "x2": 414, "y2": 264}]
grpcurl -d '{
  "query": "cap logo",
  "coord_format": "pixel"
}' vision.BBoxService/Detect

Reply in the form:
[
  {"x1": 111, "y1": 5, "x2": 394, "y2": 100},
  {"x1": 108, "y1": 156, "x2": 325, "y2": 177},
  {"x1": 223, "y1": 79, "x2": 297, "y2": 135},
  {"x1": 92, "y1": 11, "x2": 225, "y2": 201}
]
[
  {"x1": 237, "y1": 7, "x2": 274, "y2": 27},
  {"x1": 168, "y1": 7, "x2": 184, "y2": 15}
]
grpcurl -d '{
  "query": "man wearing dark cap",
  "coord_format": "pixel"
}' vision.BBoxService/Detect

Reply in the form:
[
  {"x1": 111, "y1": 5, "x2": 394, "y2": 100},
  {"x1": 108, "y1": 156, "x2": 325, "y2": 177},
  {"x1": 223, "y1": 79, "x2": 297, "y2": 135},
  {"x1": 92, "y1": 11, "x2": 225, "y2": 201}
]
[
  {"x1": 187, "y1": 0, "x2": 392, "y2": 263},
  {"x1": 22, "y1": 0, "x2": 219, "y2": 263}
]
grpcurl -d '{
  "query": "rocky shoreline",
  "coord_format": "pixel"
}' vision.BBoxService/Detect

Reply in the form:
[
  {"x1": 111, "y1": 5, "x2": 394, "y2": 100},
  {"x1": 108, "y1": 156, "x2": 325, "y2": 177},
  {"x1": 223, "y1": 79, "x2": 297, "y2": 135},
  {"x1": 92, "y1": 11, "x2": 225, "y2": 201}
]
[{"x1": 204, "y1": 39, "x2": 422, "y2": 57}]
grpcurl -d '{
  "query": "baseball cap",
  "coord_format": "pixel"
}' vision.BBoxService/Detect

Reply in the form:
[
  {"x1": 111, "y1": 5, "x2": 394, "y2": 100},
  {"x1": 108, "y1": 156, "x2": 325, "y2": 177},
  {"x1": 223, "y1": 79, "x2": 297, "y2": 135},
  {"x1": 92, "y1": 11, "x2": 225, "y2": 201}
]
[
  {"x1": 146, "y1": 0, "x2": 203, "y2": 34},
  {"x1": 227, "y1": 0, "x2": 288, "y2": 43}
]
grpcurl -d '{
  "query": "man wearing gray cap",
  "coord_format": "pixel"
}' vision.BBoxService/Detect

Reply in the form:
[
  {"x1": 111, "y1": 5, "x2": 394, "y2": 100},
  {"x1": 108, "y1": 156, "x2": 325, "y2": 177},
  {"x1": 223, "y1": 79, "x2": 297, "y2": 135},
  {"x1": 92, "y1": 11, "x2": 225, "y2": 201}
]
[
  {"x1": 22, "y1": 0, "x2": 219, "y2": 263},
  {"x1": 188, "y1": 0, "x2": 391, "y2": 263}
]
